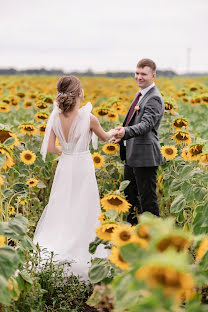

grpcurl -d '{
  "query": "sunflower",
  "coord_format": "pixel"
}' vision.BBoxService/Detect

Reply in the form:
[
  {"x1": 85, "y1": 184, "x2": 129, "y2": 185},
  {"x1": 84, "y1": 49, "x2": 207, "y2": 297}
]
[
  {"x1": 93, "y1": 107, "x2": 110, "y2": 117},
  {"x1": 9, "y1": 206, "x2": 15, "y2": 215},
  {"x1": 23, "y1": 100, "x2": 33, "y2": 109},
  {"x1": 156, "y1": 235, "x2": 191, "y2": 253},
  {"x1": 92, "y1": 152, "x2": 105, "y2": 168},
  {"x1": 135, "y1": 264, "x2": 194, "y2": 301},
  {"x1": 199, "y1": 153, "x2": 208, "y2": 168},
  {"x1": 0, "y1": 104, "x2": 10, "y2": 113},
  {"x1": 95, "y1": 223, "x2": 118, "y2": 241},
  {"x1": 26, "y1": 178, "x2": 39, "y2": 188},
  {"x1": 136, "y1": 224, "x2": 151, "y2": 241},
  {"x1": 0, "y1": 145, "x2": 15, "y2": 169},
  {"x1": 98, "y1": 212, "x2": 107, "y2": 223},
  {"x1": 38, "y1": 124, "x2": 46, "y2": 136},
  {"x1": 196, "y1": 237, "x2": 208, "y2": 261},
  {"x1": 35, "y1": 101, "x2": 48, "y2": 110},
  {"x1": 0, "y1": 235, "x2": 6, "y2": 248},
  {"x1": 107, "y1": 111, "x2": 119, "y2": 122},
  {"x1": 102, "y1": 143, "x2": 119, "y2": 155},
  {"x1": 109, "y1": 246, "x2": 130, "y2": 270},
  {"x1": 101, "y1": 194, "x2": 131, "y2": 213},
  {"x1": 16, "y1": 91, "x2": 25, "y2": 98},
  {"x1": 164, "y1": 98, "x2": 176, "y2": 112},
  {"x1": 17, "y1": 198, "x2": 27, "y2": 205},
  {"x1": 161, "y1": 146, "x2": 178, "y2": 160},
  {"x1": 171, "y1": 130, "x2": 192, "y2": 146},
  {"x1": 20, "y1": 150, "x2": 36, "y2": 165},
  {"x1": 181, "y1": 148, "x2": 190, "y2": 161},
  {"x1": 34, "y1": 112, "x2": 49, "y2": 123},
  {"x1": 0, "y1": 129, "x2": 20, "y2": 149},
  {"x1": 111, "y1": 224, "x2": 135, "y2": 246},
  {"x1": 0, "y1": 175, "x2": 4, "y2": 186},
  {"x1": 18, "y1": 123, "x2": 37, "y2": 136},
  {"x1": 187, "y1": 144, "x2": 203, "y2": 161},
  {"x1": 172, "y1": 118, "x2": 188, "y2": 130}
]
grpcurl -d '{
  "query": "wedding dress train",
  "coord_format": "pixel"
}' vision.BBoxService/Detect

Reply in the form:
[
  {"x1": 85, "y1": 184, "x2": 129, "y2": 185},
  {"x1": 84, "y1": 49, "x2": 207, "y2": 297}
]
[{"x1": 33, "y1": 102, "x2": 108, "y2": 280}]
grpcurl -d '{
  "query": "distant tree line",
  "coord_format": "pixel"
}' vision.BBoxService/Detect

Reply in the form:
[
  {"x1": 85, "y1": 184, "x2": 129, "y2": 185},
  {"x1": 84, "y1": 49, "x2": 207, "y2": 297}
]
[{"x1": 0, "y1": 67, "x2": 178, "y2": 77}]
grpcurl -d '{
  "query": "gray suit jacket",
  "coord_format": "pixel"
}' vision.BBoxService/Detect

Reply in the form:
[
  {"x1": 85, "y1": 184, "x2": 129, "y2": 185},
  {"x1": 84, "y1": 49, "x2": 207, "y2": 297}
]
[{"x1": 120, "y1": 85, "x2": 165, "y2": 167}]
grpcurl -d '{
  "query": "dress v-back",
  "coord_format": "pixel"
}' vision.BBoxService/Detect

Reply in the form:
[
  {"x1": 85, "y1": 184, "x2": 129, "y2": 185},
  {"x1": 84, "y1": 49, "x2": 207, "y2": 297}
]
[{"x1": 33, "y1": 103, "x2": 108, "y2": 280}]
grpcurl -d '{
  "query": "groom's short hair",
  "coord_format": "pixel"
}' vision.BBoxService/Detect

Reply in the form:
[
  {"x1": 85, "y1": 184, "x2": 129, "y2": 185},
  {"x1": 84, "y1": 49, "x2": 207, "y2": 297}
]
[{"x1": 137, "y1": 59, "x2": 156, "y2": 73}]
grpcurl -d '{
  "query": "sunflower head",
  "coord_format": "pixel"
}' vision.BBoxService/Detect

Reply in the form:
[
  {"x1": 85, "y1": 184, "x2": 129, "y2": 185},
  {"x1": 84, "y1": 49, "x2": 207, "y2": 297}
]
[
  {"x1": 0, "y1": 175, "x2": 4, "y2": 186},
  {"x1": 35, "y1": 101, "x2": 48, "y2": 110},
  {"x1": 161, "y1": 145, "x2": 178, "y2": 160},
  {"x1": 101, "y1": 194, "x2": 131, "y2": 214},
  {"x1": 0, "y1": 129, "x2": 20, "y2": 149},
  {"x1": 196, "y1": 237, "x2": 208, "y2": 261},
  {"x1": 187, "y1": 144, "x2": 204, "y2": 161},
  {"x1": 95, "y1": 223, "x2": 118, "y2": 241},
  {"x1": 199, "y1": 152, "x2": 208, "y2": 168},
  {"x1": 0, "y1": 104, "x2": 10, "y2": 113},
  {"x1": 156, "y1": 234, "x2": 191, "y2": 253},
  {"x1": 102, "y1": 143, "x2": 120, "y2": 155},
  {"x1": 109, "y1": 246, "x2": 130, "y2": 270},
  {"x1": 9, "y1": 206, "x2": 15, "y2": 215},
  {"x1": 38, "y1": 124, "x2": 46, "y2": 135},
  {"x1": 92, "y1": 152, "x2": 105, "y2": 168},
  {"x1": 34, "y1": 112, "x2": 49, "y2": 123},
  {"x1": 23, "y1": 100, "x2": 33, "y2": 109},
  {"x1": 0, "y1": 235, "x2": 6, "y2": 247},
  {"x1": 107, "y1": 111, "x2": 119, "y2": 121},
  {"x1": 172, "y1": 118, "x2": 188, "y2": 130},
  {"x1": 171, "y1": 130, "x2": 192, "y2": 146},
  {"x1": 111, "y1": 224, "x2": 135, "y2": 246},
  {"x1": 20, "y1": 150, "x2": 36, "y2": 165},
  {"x1": 0, "y1": 144, "x2": 15, "y2": 170},
  {"x1": 18, "y1": 123, "x2": 37, "y2": 136},
  {"x1": 26, "y1": 178, "x2": 39, "y2": 188}
]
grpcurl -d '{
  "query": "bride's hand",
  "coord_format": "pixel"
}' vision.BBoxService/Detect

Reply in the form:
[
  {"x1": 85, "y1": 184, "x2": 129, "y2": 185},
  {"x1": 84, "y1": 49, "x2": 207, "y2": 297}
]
[{"x1": 107, "y1": 128, "x2": 118, "y2": 139}]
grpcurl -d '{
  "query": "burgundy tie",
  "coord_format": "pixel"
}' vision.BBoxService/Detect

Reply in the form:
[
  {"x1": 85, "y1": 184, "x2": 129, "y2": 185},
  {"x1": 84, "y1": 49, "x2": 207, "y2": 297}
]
[{"x1": 125, "y1": 92, "x2": 142, "y2": 126}]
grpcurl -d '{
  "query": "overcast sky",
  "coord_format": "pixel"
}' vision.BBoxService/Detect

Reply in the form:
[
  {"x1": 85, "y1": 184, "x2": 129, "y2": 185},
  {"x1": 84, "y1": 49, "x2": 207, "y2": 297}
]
[{"x1": 1, "y1": 0, "x2": 207, "y2": 73}]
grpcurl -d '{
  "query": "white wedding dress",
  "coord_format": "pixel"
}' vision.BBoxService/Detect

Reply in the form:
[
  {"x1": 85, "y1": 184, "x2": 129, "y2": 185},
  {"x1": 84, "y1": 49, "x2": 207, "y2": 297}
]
[{"x1": 33, "y1": 102, "x2": 108, "y2": 280}]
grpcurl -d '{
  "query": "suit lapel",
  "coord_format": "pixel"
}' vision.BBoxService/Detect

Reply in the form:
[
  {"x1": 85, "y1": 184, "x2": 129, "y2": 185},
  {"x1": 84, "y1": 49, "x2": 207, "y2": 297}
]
[
  {"x1": 123, "y1": 90, "x2": 141, "y2": 126},
  {"x1": 126, "y1": 86, "x2": 156, "y2": 125}
]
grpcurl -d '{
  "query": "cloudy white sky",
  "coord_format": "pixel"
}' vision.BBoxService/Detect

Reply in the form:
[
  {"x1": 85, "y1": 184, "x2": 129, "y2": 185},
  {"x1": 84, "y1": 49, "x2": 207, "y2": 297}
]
[{"x1": 1, "y1": 0, "x2": 207, "y2": 73}]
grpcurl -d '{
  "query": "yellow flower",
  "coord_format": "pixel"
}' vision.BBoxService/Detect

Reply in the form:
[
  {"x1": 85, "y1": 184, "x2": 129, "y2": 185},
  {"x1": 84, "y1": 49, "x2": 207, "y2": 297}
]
[
  {"x1": 95, "y1": 223, "x2": 118, "y2": 241},
  {"x1": 23, "y1": 100, "x2": 33, "y2": 109},
  {"x1": 136, "y1": 224, "x2": 151, "y2": 241},
  {"x1": 111, "y1": 224, "x2": 135, "y2": 246},
  {"x1": 187, "y1": 144, "x2": 203, "y2": 161},
  {"x1": 199, "y1": 153, "x2": 208, "y2": 168},
  {"x1": 26, "y1": 178, "x2": 39, "y2": 188},
  {"x1": 38, "y1": 124, "x2": 46, "y2": 136},
  {"x1": 92, "y1": 152, "x2": 105, "y2": 168},
  {"x1": 16, "y1": 91, "x2": 25, "y2": 98},
  {"x1": 102, "y1": 143, "x2": 119, "y2": 155},
  {"x1": 20, "y1": 150, "x2": 36, "y2": 165},
  {"x1": 107, "y1": 111, "x2": 119, "y2": 121},
  {"x1": 9, "y1": 206, "x2": 15, "y2": 215},
  {"x1": 0, "y1": 145, "x2": 15, "y2": 170},
  {"x1": 161, "y1": 146, "x2": 178, "y2": 160},
  {"x1": 17, "y1": 198, "x2": 27, "y2": 205},
  {"x1": 98, "y1": 212, "x2": 107, "y2": 223},
  {"x1": 156, "y1": 235, "x2": 191, "y2": 253},
  {"x1": 0, "y1": 104, "x2": 10, "y2": 113},
  {"x1": 35, "y1": 101, "x2": 48, "y2": 110},
  {"x1": 34, "y1": 112, "x2": 49, "y2": 123},
  {"x1": 171, "y1": 130, "x2": 192, "y2": 146},
  {"x1": 172, "y1": 118, "x2": 188, "y2": 130},
  {"x1": 0, "y1": 235, "x2": 6, "y2": 247},
  {"x1": 181, "y1": 148, "x2": 190, "y2": 161},
  {"x1": 101, "y1": 194, "x2": 131, "y2": 213},
  {"x1": 18, "y1": 124, "x2": 37, "y2": 136},
  {"x1": 0, "y1": 129, "x2": 20, "y2": 149},
  {"x1": 0, "y1": 175, "x2": 4, "y2": 186},
  {"x1": 109, "y1": 246, "x2": 130, "y2": 270},
  {"x1": 93, "y1": 107, "x2": 110, "y2": 117},
  {"x1": 196, "y1": 237, "x2": 208, "y2": 261},
  {"x1": 135, "y1": 264, "x2": 195, "y2": 302}
]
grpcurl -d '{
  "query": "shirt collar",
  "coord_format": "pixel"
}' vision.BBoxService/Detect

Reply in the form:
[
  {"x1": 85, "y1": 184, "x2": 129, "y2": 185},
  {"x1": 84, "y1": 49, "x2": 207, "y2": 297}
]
[{"x1": 140, "y1": 82, "x2": 155, "y2": 96}]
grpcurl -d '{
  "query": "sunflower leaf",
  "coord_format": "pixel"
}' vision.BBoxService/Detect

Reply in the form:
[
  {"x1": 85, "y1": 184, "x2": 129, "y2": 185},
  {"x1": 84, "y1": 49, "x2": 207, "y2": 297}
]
[
  {"x1": 0, "y1": 154, "x2": 6, "y2": 167},
  {"x1": 119, "y1": 180, "x2": 130, "y2": 192},
  {"x1": 3, "y1": 137, "x2": 15, "y2": 146},
  {"x1": 170, "y1": 193, "x2": 186, "y2": 213}
]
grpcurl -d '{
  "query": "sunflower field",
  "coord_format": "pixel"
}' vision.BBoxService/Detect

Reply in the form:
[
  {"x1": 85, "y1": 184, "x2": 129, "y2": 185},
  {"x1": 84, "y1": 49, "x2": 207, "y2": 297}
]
[{"x1": 0, "y1": 75, "x2": 208, "y2": 311}]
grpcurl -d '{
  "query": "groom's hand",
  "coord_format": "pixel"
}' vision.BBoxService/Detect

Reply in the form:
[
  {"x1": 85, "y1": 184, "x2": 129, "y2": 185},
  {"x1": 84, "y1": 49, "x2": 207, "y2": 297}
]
[{"x1": 115, "y1": 126, "x2": 125, "y2": 139}]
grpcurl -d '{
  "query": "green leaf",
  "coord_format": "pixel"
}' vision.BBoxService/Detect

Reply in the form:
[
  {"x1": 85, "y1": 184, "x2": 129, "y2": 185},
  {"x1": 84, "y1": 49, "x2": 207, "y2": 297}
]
[
  {"x1": 13, "y1": 182, "x2": 27, "y2": 193},
  {"x1": 0, "y1": 154, "x2": 6, "y2": 167},
  {"x1": 89, "y1": 258, "x2": 111, "y2": 283},
  {"x1": 170, "y1": 193, "x2": 186, "y2": 213},
  {"x1": 4, "y1": 137, "x2": 15, "y2": 146},
  {"x1": 105, "y1": 209, "x2": 119, "y2": 221},
  {"x1": 37, "y1": 181, "x2": 46, "y2": 189},
  {"x1": 119, "y1": 180, "x2": 130, "y2": 192},
  {"x1": 0, "y1": 246, "x2": 20, "y2": 279},
  {"x1": 120, "y1": 243, "x2": 144, "y2": 263},
  {"x1": 0, "y1": 275, "x2": 11, "y2": 305}
]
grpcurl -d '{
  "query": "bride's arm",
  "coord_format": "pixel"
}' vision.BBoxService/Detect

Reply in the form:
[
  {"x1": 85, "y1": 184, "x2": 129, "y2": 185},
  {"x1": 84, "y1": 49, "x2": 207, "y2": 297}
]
[
  {"x1": 90, "y1": 114, "x2": 117, "y2": 142},
  {"x1": 47, "y1": 129, "x2": 63, "y2": 154}
]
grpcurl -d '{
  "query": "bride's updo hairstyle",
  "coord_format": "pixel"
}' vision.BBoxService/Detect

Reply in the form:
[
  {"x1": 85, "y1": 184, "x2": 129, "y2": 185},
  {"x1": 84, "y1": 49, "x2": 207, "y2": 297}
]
[{"x1": 56, "y1": 76, "x2": 82, "y2": 113}]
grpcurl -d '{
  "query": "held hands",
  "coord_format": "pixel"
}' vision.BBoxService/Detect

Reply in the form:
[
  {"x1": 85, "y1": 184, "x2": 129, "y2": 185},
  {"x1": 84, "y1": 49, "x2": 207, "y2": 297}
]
[{"x1": 109, "y1": 126, "x2": 125, "y2": 143}]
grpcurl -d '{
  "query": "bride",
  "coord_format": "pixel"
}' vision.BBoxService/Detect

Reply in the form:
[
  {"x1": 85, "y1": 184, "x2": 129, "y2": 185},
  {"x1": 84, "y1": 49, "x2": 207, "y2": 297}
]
[{"x1": 33, "y1": 75, "x2": 117, "y2": 280}]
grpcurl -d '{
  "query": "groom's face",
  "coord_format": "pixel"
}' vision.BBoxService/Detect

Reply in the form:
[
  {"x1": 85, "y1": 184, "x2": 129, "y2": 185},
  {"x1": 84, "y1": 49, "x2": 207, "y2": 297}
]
[{"x1": 135, "y1": 66, "x2": 156, "y2": 89}]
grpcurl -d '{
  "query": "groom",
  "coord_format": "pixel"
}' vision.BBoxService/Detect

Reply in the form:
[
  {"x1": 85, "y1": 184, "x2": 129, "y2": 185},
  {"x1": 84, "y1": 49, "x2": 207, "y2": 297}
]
[{"x1": 112, "y1": 58, "x2": 164, "y2": 224}]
